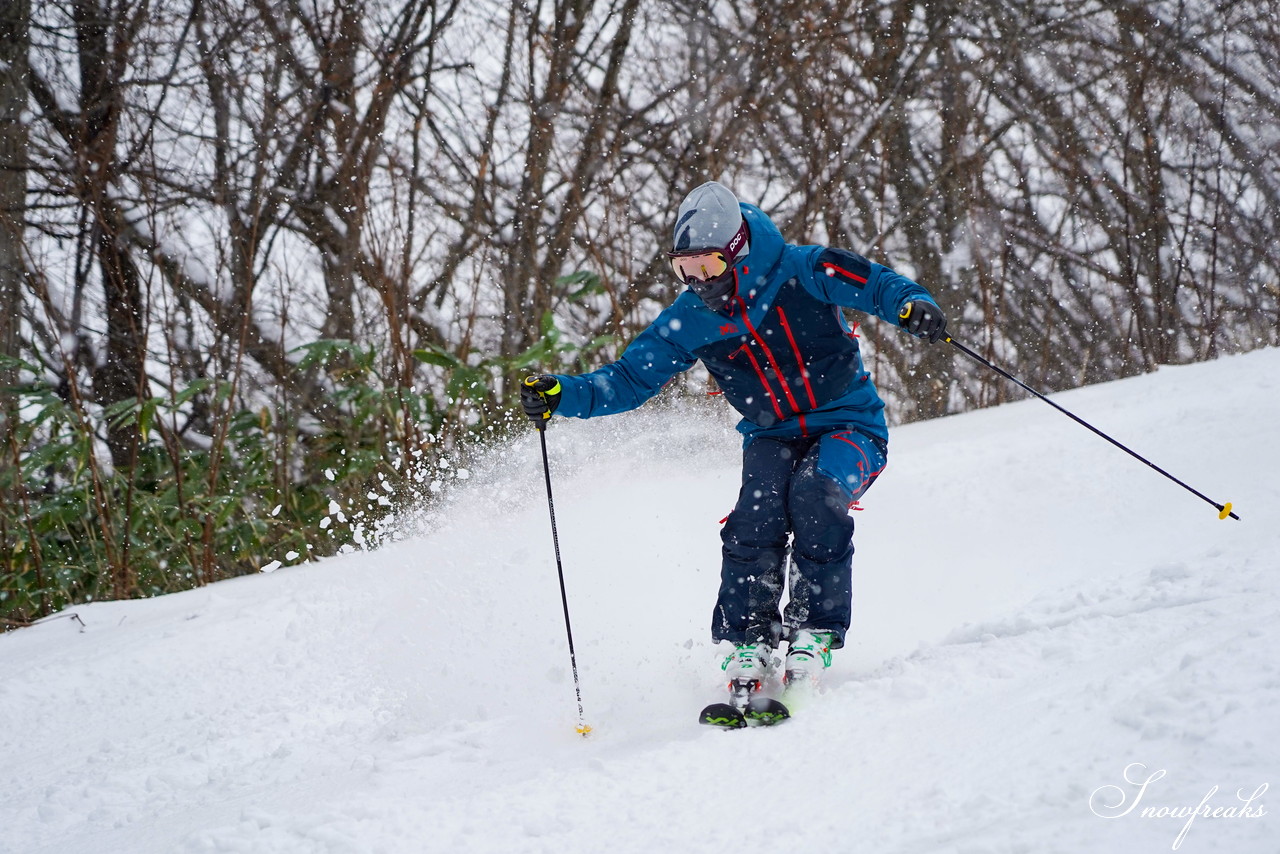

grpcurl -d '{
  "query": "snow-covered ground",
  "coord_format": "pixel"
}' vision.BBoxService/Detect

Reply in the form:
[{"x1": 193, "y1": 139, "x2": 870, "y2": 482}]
[{"x1": 2, "y1": 348, "x2": 1277, "y2": 854}]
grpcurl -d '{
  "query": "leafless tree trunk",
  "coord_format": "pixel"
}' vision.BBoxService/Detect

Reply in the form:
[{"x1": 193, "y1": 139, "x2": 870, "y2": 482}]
[
  {"x1": 0, "y1": 0, "x2": 28, "y2": 438},
  {"x1": 27, "y1": 0, "x2": 152, "y2": 472}
]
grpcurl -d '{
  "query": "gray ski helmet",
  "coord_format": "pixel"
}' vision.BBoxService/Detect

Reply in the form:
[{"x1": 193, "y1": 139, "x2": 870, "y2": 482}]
[{"x1": 672, "y1": 181, "x2": 749, "y2": 258}]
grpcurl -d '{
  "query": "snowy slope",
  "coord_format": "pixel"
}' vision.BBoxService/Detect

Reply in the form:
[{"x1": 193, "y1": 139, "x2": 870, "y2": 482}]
[{"x1": 2, "y1": 348, "x2": 1278, "y2": 854}]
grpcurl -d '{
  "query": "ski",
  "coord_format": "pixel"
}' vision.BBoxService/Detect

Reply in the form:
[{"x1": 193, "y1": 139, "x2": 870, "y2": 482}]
[
  {"x1": 699, "y1": 678, "x2": 791, "y2": 729},
  {"x1": 698, "y1": 702, "x2": 747, "y2": 728},
  {"x1": 744, "y1": 694, "x2": 790, "y2": 725}
]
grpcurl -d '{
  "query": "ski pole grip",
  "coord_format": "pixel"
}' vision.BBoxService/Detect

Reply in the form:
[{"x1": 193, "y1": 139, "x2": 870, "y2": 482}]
[{"x1": 523, "y1": 375, "x2": 561, "y2": 425}]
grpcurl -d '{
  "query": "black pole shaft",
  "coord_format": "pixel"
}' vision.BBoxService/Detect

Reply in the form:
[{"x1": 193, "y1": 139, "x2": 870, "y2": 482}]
[
  {"x1": 535, "y1": 424, "x2": 590, "y2": 733},
  {"x1": 945, "y1": 335, "x2": 1239, "y2": 521}
]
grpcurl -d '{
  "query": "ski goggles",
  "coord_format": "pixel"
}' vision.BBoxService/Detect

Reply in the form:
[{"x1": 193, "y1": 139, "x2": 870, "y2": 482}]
[{"x1": 667, "y1": 220, "x2": 748, "y2": 284}]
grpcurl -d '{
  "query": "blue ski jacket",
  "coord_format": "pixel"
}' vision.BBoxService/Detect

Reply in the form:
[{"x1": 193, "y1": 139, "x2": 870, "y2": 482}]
[{"x1": 553, "y1": 203, "x2": 938, "y2": 443}]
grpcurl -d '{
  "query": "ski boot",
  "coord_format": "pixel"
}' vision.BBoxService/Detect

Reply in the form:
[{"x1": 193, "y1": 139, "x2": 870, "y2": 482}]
[
  {"x1": 699, "y1": 642, "x2": 790, "y2": 728},
  {"x1": 721, "y1": 641, "x2": 774, "y2": 710},
  {"x1": 783, "y1": 629, "x2": 835, "y2": 698}
]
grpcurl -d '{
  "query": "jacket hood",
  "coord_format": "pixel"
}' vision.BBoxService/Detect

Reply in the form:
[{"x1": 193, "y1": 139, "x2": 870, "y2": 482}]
[{"x1": 736, "y1": 203, "x2": 785, "y2": 300}]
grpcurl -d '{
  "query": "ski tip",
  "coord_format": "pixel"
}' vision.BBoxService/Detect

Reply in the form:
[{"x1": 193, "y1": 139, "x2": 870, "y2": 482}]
[
  {"x1": 699, "y1": 702, "x2": 748, "y2": 729},
  {"x1": 745, "y1": 696, "x2": 790, "y2": 726}
]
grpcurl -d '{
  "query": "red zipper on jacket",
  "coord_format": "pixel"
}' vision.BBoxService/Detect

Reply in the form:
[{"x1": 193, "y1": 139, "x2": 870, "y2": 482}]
[
  {"x1": 728, "y1": 344, "x2": 785, "y2": 423},
  {"x1": 822, "y1": 261, "x2": 868, "y2": 286},
  {"x1": 776, "y1": 306, "x2": 818, "y2": 410},
  {"x1": 732, "y1": 296, "x2": 802, "y2": 415}
]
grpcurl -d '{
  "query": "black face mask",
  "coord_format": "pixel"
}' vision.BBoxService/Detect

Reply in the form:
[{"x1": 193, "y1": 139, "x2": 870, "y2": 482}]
[{"x1": 689, "y1": 268, "x2": 737, "y2": 310}]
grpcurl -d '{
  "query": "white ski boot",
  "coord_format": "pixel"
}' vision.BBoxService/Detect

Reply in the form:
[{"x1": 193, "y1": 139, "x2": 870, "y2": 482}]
[
  {"x1": 784, "y1": 629, "x2": 835, "y2": 692},
  {"x1": 699, "y1": 643, "x2": 790, "y2": 728},
  {"x1": 720, "y1": 642, "x2": 774, "y2": 709}
]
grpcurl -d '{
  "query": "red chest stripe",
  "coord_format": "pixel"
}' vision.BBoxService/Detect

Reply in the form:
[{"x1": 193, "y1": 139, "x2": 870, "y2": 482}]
[
  {"x1": 733, "y1": 296, "x2": 802, "y2": 415},
  {"x1": 776, "y1": 306, "x2": 818, "y2": 410},
  {"x1": 728, "y1": 342, "x2": 785, "y2": 422}
]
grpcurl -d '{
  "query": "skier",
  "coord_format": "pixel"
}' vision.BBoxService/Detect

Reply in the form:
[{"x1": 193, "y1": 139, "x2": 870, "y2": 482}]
[{"x1": 520, "y1": 181, "x2": 945, "y2": 707}]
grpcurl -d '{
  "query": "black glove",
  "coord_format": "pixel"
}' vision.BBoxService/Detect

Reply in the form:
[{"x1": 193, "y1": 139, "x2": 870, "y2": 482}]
[
  {"x1": 898, "y1": 301, "x2": 947, "y2": 343},
  {"x1": 520, "y1": 374, "x2": 562, "y2": 424}
]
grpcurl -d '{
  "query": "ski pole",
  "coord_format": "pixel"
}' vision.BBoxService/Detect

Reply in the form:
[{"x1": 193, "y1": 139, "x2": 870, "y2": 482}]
[
  {"x1": 532, "y1": 417, "x2": 593, "y2": 736},
  {"x1": 915, "y1": 316, "x2": 1238, "y2": 521}
]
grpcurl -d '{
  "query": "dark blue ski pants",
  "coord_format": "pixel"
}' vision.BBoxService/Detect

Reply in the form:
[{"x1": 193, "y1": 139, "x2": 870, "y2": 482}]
[{"x1": 712, "y1": 429, "x2": 887, "y2": 649}]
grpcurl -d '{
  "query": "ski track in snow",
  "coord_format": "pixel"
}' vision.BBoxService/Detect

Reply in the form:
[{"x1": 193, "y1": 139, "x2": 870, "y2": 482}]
[{"x1": 2, "y1": 348, "x2": 1278, "y2": 854}]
